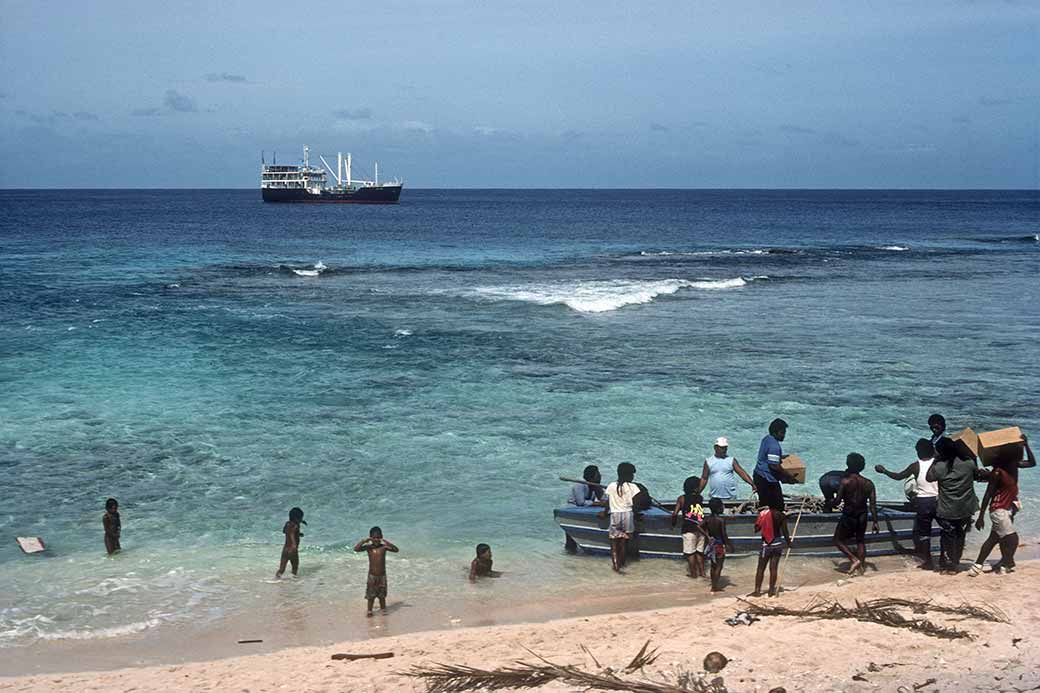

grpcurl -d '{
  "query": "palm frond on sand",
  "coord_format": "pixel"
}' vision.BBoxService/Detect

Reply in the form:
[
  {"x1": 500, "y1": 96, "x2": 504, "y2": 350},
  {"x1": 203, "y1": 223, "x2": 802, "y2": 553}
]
[
  {"x1": 736, "y1": 596, "x2": 990, "y2": 639},
  {"x1": 404, "y1": 640, "x2": 725, "y2": 693}
]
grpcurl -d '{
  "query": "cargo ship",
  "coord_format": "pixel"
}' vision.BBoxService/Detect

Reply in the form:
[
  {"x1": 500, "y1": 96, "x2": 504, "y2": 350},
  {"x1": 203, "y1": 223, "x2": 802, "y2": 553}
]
[{"x1": 261, "y1": 146, "x2": 402, "y2": 203}]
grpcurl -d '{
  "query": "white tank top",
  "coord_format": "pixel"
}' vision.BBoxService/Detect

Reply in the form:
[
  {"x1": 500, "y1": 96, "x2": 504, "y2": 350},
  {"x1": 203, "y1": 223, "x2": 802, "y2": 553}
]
[{"x1": 915, "y1": 458, "x2": 938, "y2": 498}]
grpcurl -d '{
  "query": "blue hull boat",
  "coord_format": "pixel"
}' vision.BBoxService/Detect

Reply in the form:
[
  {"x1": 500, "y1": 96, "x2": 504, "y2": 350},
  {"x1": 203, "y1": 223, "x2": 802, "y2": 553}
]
[{"x1": 554, "y1": 500, "x2": 939, "y2": 560}]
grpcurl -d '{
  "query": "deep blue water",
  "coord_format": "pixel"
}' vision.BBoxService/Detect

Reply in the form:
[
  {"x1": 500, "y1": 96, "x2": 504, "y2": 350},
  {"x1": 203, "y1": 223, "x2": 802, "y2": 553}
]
[{"x1": 1, "y1": 189, "x2": 1038, "y2": 646}]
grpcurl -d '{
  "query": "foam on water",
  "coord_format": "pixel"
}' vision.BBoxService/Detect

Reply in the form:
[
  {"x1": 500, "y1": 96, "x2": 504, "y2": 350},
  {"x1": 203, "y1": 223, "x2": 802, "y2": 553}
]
[{"x1": 470, "y1": 277, "x2": 752, "y2": 312}]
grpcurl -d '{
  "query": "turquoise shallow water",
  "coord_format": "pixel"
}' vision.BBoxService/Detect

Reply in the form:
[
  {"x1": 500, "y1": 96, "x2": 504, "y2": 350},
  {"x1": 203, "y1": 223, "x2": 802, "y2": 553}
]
[{"x1": 1, "y1": 189, "x2": 1038, "y2": 653}]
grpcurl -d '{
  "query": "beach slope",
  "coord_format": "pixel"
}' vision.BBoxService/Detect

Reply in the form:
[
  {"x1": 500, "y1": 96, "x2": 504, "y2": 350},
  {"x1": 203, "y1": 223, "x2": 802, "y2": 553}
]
[{"x1": 3, "y1": 562, "x2": 1038, "y2": 693}]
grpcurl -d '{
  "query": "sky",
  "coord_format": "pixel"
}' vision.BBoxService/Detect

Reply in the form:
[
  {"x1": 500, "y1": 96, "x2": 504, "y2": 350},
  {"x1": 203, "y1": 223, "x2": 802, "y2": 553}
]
[{"x1": 0, "y1": 1, "x2": 1037, "y2": 188}]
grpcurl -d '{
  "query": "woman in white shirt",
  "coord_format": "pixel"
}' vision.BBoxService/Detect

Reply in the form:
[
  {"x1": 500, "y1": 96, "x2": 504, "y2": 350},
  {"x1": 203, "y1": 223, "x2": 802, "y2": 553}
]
[{"x1": 603, "y1": 462, "x2": 638, "y2": 572}]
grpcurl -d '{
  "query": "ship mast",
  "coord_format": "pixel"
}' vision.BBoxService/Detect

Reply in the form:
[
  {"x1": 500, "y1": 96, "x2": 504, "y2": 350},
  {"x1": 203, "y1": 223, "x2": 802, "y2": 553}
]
[{"x1": 347, "y1": 153, "x2": 352, "y2": 187}]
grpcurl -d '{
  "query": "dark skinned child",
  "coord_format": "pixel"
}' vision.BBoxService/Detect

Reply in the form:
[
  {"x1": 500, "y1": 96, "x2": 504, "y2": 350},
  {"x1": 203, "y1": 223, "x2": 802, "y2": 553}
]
[
  {"x1": 275, "y1": 507, "x2": 306, "y2": 578},
  {"x1": 354, "y1": 526, "x2": 399, "y2": 616},
  {"x1": 751, "y1": 506, "x2": 791, "y2": 597},
  {"x1": 103, "y1": 498, "x2": 121, "y2": 555},
  {"x1": 469, "y1": 543, "x2": 503, "y2": 581},
  {"x1": 704, "y1": 498, "x2": 734, "y2": 593},
  {"x1": 671, "y1": 477, "x2": 708, "y2": 578}
]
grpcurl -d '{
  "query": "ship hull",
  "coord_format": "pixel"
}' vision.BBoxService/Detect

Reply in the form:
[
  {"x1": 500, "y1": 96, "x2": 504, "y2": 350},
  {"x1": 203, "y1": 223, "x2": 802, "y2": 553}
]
[
  {"x1": 555, "y1": 502, "x2": 939, "y2": 559},
  {"x1": 262, "y1": 185, "x2": 402, "y2": 204}
]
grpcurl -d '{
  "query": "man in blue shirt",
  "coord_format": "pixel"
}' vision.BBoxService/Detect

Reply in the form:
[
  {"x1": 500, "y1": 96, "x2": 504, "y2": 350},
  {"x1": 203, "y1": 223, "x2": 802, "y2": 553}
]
[{"x1": 754, "y1": 418, "x2": 790, "y2": 510}]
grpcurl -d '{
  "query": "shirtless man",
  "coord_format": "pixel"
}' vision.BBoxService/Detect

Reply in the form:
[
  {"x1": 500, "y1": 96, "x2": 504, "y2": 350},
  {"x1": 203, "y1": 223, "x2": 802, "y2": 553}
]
[
  {"x1": 833, "y1": 453, "x2": 879, "y2": 575},
  {"x1": 354, "y1": 527, "x2": 399, "y2": 616}
]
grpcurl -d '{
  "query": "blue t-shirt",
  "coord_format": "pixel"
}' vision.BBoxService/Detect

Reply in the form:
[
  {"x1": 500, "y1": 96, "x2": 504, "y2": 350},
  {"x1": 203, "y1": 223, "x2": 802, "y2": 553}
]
[{"x1": 755, "y1": 434, "x2": 783, "y2": 484}]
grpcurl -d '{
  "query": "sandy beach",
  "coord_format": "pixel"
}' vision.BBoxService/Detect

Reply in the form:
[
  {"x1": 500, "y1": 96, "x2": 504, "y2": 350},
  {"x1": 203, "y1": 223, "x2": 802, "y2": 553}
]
[{"x1": 3, "y1": 558, "x2": 1036, "y2": 693}]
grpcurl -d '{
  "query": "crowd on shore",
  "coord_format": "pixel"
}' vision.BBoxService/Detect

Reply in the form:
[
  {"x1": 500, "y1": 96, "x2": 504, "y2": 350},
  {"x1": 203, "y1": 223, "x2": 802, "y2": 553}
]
[{"x1": 565, "y1": 414, "x2": 1034, "y2": 596}]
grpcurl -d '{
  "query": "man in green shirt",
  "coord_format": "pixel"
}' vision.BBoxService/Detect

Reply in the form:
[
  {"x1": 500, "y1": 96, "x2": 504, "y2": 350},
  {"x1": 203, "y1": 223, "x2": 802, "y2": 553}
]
[{"x1": 926, "y1": 437, "x2": 983, "y2": 574}]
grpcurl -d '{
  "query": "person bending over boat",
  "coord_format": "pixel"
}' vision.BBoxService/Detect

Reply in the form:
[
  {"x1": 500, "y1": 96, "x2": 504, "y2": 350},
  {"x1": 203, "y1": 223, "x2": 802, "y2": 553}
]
[
  {"x1": 875, "y1": 438, "x2": 938, "y2": 570},
  {"x1": 971, "y1": 435, "x2": 1035, "y2": 576},
  {"x1": 600, "y1": 463, "x2": 639, "y2": 573},
  {"x1": 832, "y1": 454, "x2": 878, "y2": 576},
  {"x1": 818, "y1": 470, "x2": 847, "y2": 513},
  {"x1": 754, "y1": 419, "x2": 793, "y2": 510},
  {"x1": 926, "y1": 437, "x2": 982, "y2": 575},
  {"x1": 565, "y1": 465, "x2": 606, "y2": 553},
  {"x1": 698, "y1": 437, "x2": 755, "y2": 501}
]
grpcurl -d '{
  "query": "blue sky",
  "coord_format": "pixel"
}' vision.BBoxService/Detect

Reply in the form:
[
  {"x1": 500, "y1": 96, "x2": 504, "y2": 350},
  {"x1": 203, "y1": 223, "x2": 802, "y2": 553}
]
[{"x1": 1, "y1": 1, "x2": 1037, "y2": 188}]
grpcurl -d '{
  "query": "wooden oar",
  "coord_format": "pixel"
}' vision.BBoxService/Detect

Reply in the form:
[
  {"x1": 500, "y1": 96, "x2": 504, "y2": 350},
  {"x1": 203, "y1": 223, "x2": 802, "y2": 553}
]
[
  {"x1": 776, "y1": 496, "x2": 807, "y2": 593},
  {"x1": 559, "y1": 477, "x2": 670, "y2": 512}
]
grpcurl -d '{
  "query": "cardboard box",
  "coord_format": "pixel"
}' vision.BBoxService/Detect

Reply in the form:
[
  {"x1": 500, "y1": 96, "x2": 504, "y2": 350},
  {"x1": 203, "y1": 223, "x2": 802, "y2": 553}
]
[
  {"x1": 951, "y1": 426, "x2": 1024, "y2": 466},
  {"x1": 952, "y1": 427, "x2": 979, "y2": 458},
  {"x1": 978, "y1": 426, "x2": 1024, "y2": 466},
  {"x1": 779, "y1": 454, "x2": 806, "y2": 484}
]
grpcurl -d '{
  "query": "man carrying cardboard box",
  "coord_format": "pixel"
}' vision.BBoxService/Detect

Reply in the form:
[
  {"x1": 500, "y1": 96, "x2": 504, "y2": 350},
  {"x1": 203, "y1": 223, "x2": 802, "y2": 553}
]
[
  {"x1": 754, "y1": 418, "x2": 793, "y2": 511},
  {"x1": 970, "y1": 435, "x2": 1035, "y2": 575}
]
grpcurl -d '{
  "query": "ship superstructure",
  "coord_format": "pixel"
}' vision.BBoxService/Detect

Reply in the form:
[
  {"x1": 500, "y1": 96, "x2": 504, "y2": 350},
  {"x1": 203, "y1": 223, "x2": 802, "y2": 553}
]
[{"x1": 261, "y1": 146, "x2": 402, "y2": 203}]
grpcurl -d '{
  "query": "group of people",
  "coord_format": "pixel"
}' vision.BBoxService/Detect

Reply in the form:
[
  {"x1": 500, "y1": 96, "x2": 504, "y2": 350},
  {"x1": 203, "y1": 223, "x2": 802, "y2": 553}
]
[
  {"x1": 102, "y1": 504, "x2": 502, "y2": 619},
  {"x1": 566, "y1": 414, "x2": 1034, "y2": 593}
]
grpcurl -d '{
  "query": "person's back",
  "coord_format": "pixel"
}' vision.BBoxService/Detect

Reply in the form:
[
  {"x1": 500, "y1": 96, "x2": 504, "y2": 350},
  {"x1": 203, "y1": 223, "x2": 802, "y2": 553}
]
[
  {"x1": 932, "y1": 456, "x2": 980, "y2": 520},
  {"x1": 839, "y1": 474, "x2": 874, "y2": 516},
  {"x1": 818, "y1": 470, "x2": 845, "y2": 512}
]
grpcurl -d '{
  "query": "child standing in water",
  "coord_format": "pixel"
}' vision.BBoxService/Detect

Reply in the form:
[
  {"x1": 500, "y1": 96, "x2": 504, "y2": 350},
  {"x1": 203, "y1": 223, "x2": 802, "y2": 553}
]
[
  {"x1": 469, "y1": 543, "x2": 502, "y2": 581},
  {"x1": 601, "y1": 462, "x2": 639, "y2": 572},
  {"x1": 751, "y1": 506, "x2": 791, "y2": 597},
  {"x1": 703, "y1": 498, "x2": 733, "y2": 592},
  {"x1": 671, "y1": 478, "x2": 707, "y2": 578},
  {"x1": 354, "y1": 527, "x2": 399, "y2": 616},
  {"x1": 275, "y1": 507, "x2": 306, "y2": 578},
  {"x1": 103, "y1": 498, "x2": 121, "y2": 555}
]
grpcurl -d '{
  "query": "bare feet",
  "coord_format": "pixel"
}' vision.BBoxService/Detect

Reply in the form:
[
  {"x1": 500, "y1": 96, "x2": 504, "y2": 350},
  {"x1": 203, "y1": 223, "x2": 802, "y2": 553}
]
[
  {"x1": 366, "y1": 610, "x2": 373, "y2": 617},
  {"x1": 847, "y1": 559, "x2": 861, "y2": 575},
  {"x1": 747, "y1": 591, "x2": 763, "y2": 597}
]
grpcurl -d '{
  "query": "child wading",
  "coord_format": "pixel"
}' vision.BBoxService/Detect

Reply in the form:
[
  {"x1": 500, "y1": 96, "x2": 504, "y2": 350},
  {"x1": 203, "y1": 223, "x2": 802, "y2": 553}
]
[
  {"x1": 354, "y1": 527, "x2": 399, "y2": 616},
  {"x1": 103, "y1": 498, "x2": 121, "y2": 555},
  {"x1": 704, "y1": 498, "x2": 733, "y2": 592},
  {"x1": 275, "y1": 507, "x2": 306, "y2": 578},
  {"x1": 601, "y1": 462, "x2": 639, "y2": 572},
  {"x1": 469, "y1": 543, "x2": 502, "y2": 581},
  {"x1": 671, "y1": 477, "x2": 707, "y2": 578},
  {"x1": 752, "y1": 506, "x2": 791, "y2": 597}
]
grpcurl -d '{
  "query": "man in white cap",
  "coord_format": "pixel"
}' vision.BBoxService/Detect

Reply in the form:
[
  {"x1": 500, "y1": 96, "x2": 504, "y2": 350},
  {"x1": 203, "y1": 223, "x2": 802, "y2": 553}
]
[{"x1": 698, "y1": 437, "x2": 756, "y2": 501}]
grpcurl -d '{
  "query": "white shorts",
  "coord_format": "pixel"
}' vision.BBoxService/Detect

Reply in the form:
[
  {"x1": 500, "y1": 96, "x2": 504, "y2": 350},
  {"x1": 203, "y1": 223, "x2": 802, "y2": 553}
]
[
  {"x1": 683, "y1": 532, "x2": 707, "y2": 555},
  {"x1": 608, "y1": 511, "x2": 635, "y2": 539},
  {"x1": 990, "y1": 508, "x2": 1016, "y2": 538}
]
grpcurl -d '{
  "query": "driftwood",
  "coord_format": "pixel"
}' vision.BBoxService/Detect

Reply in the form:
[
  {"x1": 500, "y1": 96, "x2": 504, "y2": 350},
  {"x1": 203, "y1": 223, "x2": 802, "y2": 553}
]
[
  {"x1": 736, "y1": 596, "x2": 990, "y2": 640},
  {"x1": 331, "y1": 652, "x2": 394, "y2": 661},
  {"x1": 237, "y1": 639, "x2": 263, "y2": 644},
  {"x1": 405, "y1": 640, "x2": 726, "y2": 693}
]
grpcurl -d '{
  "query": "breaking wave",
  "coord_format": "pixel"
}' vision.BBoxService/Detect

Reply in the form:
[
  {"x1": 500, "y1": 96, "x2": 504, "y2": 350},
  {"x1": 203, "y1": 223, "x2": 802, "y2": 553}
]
[
  {"x1": 470, "y1": 277, "x2": 759, "y2": 313},
  {"x1": 878, "y1": 245, "x2": 910, "y2": 251},
  {"x1": 290, "y1": 261, "x2": 327, "y2": 277}
]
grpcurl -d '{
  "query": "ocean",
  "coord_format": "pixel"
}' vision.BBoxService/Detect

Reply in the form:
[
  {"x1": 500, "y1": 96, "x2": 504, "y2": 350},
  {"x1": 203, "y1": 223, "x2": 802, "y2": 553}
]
[{"x1": 1, "y1": 189, "x2": 1038, "y2": 667}]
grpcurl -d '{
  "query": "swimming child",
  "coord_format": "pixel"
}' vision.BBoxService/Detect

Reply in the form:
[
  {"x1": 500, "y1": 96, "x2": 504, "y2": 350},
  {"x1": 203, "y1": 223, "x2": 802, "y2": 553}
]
[
  {"x1": 751, "y1": 506, "x2": 791, "y2": 597},
  {"x1": 671, "y1": 477, "x2": 707, "y2": 578},
  {"x1": 354, "y1": 526, "x2": 399, "y2": 616},
  {"x1": 601, "y1": 462, "x2": 639, "y2": 572},
  {"x1": 275, "y1": 507, "x2": 306, "y2": 578},
  {"x1": 469, "y1": 543, "x2": 503, "y2": 581},
  {"x1": 703, "y1": 498, "x2": 733, "y2": 592},
  {"x1": 103, "y1": 498, "x2": 121, "y2": 555}
]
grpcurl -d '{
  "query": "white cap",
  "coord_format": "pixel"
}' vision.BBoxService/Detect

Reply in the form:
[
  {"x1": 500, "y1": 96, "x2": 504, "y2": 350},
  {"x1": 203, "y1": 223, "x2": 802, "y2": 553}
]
[{"x1": 714, "y1": 437, "x2": 729, "y2": 447}]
